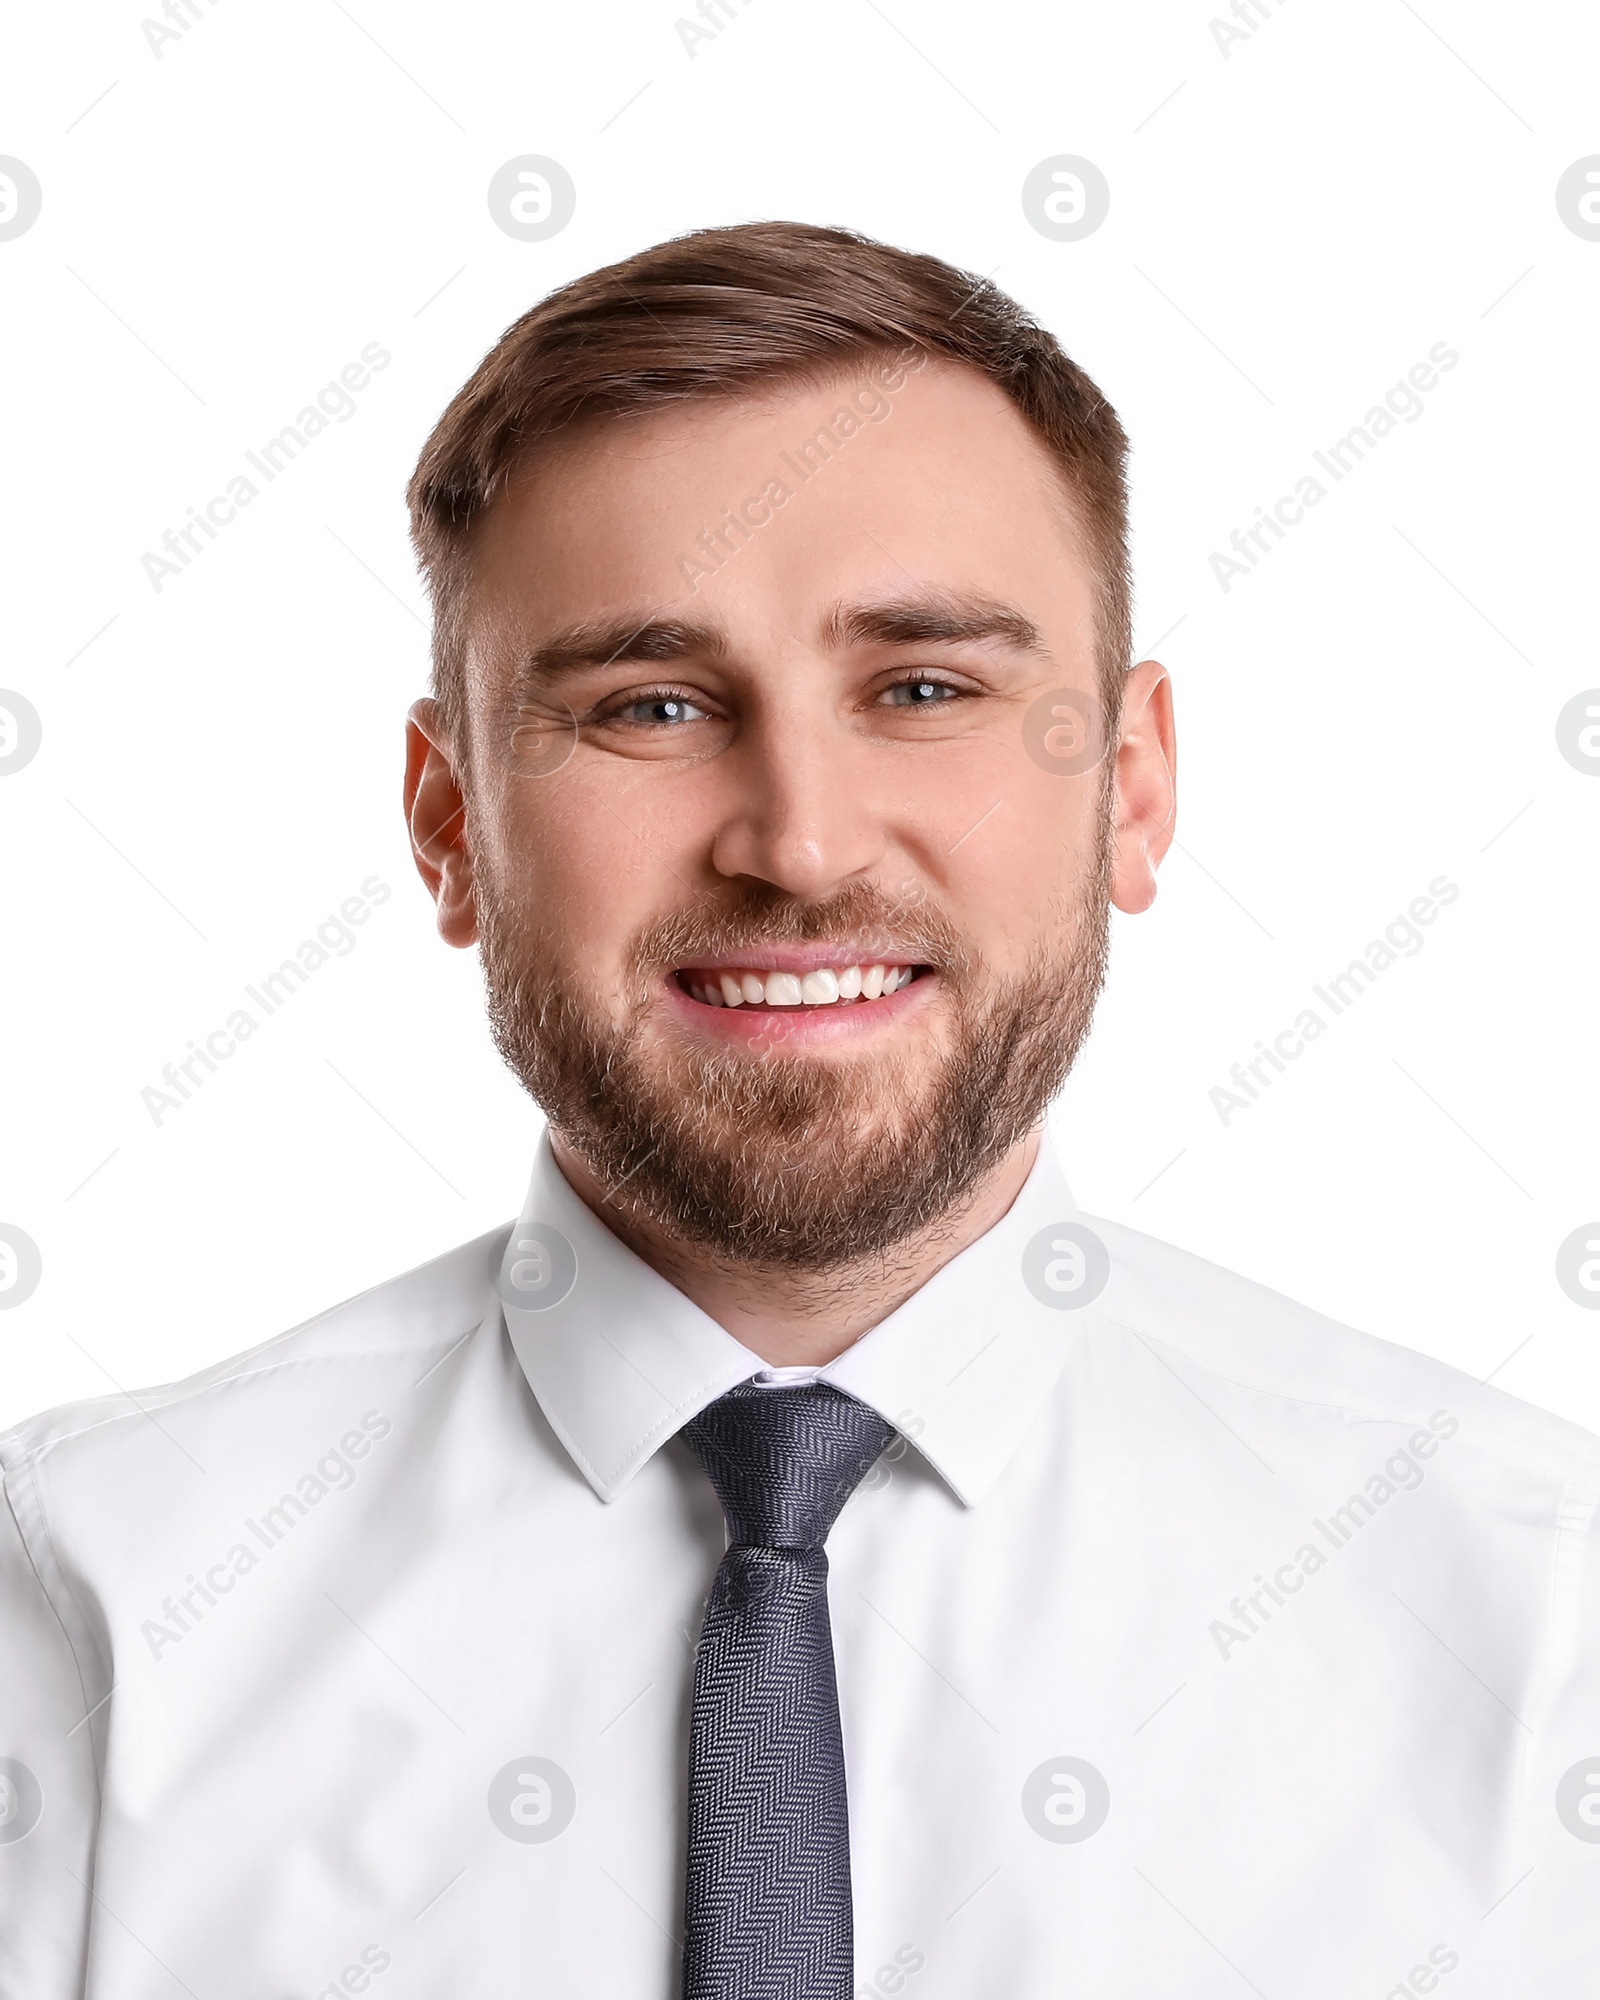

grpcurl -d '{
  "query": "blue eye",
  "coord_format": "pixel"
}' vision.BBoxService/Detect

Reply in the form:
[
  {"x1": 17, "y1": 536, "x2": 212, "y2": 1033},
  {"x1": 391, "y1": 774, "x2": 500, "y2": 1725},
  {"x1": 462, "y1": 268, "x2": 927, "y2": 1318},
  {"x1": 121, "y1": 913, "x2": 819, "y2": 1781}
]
[
  {"x1": 620, "y1": 694, "x2": 708, "y2": 726},
  {"x1": 884, "y1": 678, "x2": 958, "y2": 706}
]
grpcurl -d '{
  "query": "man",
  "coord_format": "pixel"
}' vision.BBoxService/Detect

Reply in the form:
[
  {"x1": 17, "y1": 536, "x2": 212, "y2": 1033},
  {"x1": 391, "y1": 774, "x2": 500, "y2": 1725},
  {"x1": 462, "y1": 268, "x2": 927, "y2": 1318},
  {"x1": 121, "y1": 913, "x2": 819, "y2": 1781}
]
[{"x1": 2, "y1": 223, "x2": 1596, "y2": 1998}]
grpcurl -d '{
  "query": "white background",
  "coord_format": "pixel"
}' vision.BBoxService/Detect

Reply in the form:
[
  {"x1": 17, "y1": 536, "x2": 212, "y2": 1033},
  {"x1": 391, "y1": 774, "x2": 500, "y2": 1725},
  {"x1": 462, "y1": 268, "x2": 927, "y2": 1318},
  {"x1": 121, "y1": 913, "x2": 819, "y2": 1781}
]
[{"x1": 1, "y1": 0, "x2": 1596, "y2": 1432}]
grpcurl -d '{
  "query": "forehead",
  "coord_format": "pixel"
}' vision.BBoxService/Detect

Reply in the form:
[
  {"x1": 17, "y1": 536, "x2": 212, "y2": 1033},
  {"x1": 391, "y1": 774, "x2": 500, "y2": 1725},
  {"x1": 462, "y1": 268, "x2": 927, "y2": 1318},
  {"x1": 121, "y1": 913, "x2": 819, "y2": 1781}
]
[{"x1": 466, "y1": 359, "x2": 1094, "y2": 650}]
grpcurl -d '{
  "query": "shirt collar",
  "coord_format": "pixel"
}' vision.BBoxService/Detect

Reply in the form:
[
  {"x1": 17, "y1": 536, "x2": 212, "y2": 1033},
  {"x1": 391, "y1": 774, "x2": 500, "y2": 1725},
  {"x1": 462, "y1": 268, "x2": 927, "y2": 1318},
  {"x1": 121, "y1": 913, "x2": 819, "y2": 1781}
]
[{"x1": 498, "y1": 1130, "x2": 1086, "y2": 1507}]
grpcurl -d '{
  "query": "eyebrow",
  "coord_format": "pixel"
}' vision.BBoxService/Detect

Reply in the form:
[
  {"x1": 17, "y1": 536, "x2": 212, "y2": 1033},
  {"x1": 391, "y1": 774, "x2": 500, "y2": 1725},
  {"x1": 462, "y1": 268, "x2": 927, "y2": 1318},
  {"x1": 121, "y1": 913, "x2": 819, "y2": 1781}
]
[
  {"x1": 515, "y1": 588, "x2": 1048, "y2": 688},
  {"x1": 520, "y1": 614, "x2": 729, "y2": 685},
  {"x1": 818, "y1": 591, "x2": 1048, "y2": 656}
]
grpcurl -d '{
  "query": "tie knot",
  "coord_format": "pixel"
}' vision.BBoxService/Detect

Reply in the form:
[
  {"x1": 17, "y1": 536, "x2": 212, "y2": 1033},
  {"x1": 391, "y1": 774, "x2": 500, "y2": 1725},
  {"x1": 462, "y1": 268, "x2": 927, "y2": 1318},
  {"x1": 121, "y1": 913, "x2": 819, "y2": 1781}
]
[{"x1": 680, "y1": 1382, "x2": 895, "y2": 1549}]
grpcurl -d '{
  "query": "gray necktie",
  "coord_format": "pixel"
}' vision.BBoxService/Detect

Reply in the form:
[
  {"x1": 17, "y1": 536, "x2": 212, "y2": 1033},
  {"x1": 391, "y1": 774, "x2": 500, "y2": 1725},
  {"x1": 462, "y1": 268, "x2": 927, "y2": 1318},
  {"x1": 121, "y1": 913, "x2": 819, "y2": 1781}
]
[{"x1": 679, "y1": 1380, "x2": 894, "y2": 1999}]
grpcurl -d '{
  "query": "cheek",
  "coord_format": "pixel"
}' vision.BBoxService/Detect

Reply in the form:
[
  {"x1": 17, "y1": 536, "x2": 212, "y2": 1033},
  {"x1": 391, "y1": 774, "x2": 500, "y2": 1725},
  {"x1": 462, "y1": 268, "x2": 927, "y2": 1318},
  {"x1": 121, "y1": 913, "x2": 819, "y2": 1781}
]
[
  {"x1": 956, "y1": 850, "x2": 1064, "y2": 971},
  {"x1": 483, "y1": 768, "x2": 693, "y2": 964},
  {"x1": 946, "y1": 772, "x2": 1103, "y2": 961}
]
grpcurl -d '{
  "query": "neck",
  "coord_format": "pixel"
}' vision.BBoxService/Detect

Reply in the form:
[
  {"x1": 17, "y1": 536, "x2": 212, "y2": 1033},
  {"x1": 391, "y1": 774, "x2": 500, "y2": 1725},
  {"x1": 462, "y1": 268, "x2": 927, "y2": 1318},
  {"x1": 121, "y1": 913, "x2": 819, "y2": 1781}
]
[{"x1": 549, "y1": 1127, "x2": 1042, "y2": 1368}]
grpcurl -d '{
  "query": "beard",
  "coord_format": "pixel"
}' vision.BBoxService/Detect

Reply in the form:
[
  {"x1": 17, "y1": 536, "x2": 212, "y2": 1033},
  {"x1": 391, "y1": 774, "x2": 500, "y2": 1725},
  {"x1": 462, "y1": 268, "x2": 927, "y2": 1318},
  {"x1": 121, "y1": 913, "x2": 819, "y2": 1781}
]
[{"x1": 477, "y1": 827, "x2": 1112, "y2": 1274}]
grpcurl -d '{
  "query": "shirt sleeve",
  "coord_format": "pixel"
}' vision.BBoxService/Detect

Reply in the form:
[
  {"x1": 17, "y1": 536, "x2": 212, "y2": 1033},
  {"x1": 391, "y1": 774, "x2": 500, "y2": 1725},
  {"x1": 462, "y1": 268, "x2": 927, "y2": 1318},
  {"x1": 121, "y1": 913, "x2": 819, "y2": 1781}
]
[
  {"x1": 0, "y1": 1462, "x2": 97, "y2": 1996},
  {"x1": 1513, "y1": 1471, "x2": 1600, "y2": 1987}
]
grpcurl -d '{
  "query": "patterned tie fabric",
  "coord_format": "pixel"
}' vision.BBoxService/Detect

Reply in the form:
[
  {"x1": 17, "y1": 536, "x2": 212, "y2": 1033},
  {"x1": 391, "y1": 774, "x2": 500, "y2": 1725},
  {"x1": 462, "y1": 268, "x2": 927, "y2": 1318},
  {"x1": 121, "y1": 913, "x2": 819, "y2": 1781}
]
[{"x1": 678, "y1": 1381, "x2": 894, "y2": 2000}]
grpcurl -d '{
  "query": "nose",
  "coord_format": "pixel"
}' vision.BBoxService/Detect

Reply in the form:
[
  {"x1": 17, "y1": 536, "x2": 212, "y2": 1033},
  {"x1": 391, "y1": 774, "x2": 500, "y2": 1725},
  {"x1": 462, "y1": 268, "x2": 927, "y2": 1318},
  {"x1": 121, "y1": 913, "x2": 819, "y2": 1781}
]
[{"x1": 708, "y1": 705, "x2": 886, "y2": 901}]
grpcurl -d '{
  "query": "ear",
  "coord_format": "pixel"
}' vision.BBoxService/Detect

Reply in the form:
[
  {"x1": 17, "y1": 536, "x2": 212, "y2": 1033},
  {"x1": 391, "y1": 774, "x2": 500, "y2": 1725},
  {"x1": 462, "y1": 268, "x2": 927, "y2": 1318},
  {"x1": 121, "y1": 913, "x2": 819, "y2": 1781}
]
[
  {"x1": 404, "y1": 698, "x2": 478, "y2": 947},
  {"x1": 1109, "y1": 660, "x2": 1176, "y2": 916}
]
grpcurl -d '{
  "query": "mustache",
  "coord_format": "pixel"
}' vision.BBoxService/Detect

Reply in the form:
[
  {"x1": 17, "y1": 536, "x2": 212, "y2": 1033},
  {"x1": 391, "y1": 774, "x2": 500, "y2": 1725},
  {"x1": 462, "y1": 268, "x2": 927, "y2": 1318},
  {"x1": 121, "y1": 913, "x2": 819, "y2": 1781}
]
[{"x1": 624, "y1": 881, "x2": 973, "y2": 976}]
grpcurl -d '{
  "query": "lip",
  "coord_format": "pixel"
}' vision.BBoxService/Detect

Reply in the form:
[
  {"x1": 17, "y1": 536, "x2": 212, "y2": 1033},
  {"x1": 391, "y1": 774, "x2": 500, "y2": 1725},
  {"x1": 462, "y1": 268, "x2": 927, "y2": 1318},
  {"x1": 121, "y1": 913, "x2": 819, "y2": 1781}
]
[{"x1": 662, "y1": 967, "x2": 935, "y2": 1045}]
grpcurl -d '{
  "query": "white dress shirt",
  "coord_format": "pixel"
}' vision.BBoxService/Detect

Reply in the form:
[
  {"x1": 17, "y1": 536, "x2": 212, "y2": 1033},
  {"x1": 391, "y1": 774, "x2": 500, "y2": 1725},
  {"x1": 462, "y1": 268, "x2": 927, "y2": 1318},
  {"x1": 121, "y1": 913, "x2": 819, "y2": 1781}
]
[{"x1": 3, "y1": 1134, "x2": 1598, "y2": 1998}]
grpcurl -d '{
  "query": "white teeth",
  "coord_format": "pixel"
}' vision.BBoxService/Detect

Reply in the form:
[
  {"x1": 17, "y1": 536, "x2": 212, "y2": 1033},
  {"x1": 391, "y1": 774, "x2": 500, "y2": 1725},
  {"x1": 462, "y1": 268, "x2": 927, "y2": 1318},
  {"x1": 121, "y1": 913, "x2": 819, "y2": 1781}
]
[{"x1": 684, "y1": 962, "x2": 919, "y2": 1008}]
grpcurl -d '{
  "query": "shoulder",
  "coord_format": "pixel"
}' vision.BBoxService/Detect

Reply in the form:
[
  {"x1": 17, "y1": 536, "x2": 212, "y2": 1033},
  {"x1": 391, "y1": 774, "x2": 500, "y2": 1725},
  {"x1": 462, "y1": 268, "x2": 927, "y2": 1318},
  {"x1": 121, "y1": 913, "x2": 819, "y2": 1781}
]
[
  {"x1": 1080, "y1": 1203, "x2": 1600, "y2": 1491},
  {"x1": 0, "y1": 1221, "x2": 513, "y2": 1489}
]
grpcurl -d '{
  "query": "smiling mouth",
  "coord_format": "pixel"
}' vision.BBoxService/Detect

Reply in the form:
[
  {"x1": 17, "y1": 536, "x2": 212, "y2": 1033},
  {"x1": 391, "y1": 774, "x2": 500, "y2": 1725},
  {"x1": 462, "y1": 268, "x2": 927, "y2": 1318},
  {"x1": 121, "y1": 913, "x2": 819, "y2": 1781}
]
[{"x1": 674, "y1": 963, "x2": 923, "y2": 1009}]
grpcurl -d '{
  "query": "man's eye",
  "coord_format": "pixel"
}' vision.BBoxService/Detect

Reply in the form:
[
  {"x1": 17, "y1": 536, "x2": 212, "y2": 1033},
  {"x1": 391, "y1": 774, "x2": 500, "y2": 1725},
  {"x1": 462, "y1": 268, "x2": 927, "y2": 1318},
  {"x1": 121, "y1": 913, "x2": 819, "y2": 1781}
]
[
  {"x1": 881, "y1": 678, "x2": 960, "y2": 707},
  {"x1": 613, "y1": 693, "x2": 710, "y2": 726}
]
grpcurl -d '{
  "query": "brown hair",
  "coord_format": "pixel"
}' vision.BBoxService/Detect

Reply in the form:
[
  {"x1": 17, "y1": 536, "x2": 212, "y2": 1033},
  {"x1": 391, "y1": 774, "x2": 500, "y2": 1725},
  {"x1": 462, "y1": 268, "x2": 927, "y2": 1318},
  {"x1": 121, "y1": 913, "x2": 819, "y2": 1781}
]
[{"x1": 407, "y1": 220, "x2": 1132, "y2": 749}]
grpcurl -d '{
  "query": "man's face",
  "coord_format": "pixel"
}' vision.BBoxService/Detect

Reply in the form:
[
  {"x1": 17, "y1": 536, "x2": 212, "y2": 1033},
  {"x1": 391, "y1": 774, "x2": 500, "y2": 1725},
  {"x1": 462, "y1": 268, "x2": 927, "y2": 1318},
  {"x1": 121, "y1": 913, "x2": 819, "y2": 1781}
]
[{"x1": 407, "y1": 358, "x2": 1174, "y2": 1267}]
